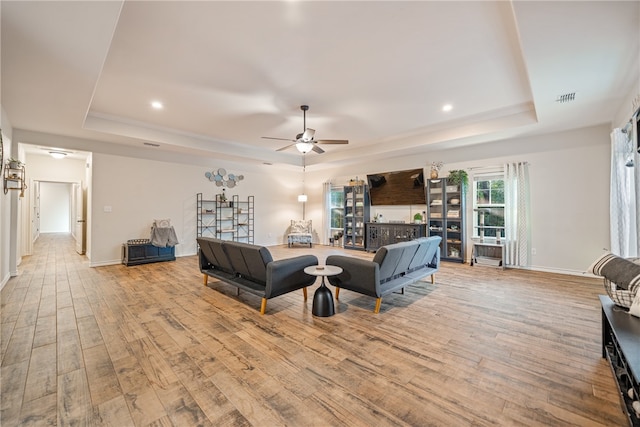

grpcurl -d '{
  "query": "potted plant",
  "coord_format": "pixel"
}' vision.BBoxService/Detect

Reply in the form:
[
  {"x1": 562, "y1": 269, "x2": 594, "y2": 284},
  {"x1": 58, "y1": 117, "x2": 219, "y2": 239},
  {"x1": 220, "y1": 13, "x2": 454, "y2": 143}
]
[
  {"x1": 413, "y1": 212, "x2": 423, "y2": 224},
  {"x1": 447, "y1": 169, "x2": 468, "y2": 188},
  {"x1": 7, "y1": 158, "x2": 23, "y2": 169}
]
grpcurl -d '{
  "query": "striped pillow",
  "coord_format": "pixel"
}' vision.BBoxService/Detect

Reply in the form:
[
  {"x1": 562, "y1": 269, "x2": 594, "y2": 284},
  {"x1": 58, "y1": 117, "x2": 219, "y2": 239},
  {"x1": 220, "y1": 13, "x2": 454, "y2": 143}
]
[{"x1": 588, "y1": 252, "x2": 640, "y2": 291}]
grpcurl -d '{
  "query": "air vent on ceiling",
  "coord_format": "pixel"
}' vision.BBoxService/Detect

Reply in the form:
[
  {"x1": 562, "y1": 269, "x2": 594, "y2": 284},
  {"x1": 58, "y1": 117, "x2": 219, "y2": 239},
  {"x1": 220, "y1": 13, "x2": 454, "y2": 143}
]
[
  {"x1": 143, "y1": 142, "x2": 160, "y2": 147},
  {"x1": 556, "y1": 92, "x2": 576, "y2": 103}
]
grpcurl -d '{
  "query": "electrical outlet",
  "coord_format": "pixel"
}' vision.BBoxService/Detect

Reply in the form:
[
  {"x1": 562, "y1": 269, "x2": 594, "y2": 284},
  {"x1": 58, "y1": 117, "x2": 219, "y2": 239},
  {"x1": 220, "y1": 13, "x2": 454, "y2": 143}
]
[{"x1": 531, "y1": 248, "x2": 537, "y2": 255}]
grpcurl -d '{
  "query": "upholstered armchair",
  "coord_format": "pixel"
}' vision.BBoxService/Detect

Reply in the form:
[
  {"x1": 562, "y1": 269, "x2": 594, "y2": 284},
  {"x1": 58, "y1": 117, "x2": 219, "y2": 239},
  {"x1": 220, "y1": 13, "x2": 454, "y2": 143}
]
[{"x1": 288, "y1": 220, "x2": 313, "y2": 248}]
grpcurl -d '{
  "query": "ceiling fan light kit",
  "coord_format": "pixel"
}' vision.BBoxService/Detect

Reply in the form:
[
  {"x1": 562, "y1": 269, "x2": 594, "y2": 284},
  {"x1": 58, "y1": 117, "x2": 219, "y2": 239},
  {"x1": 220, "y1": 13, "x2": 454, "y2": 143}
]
[
  {"x1": 296, "y1": 142, "x2": 314, "y2": 153},
  {"x1": 262, "y1": 105, "x2": 349, "y2": 154}
]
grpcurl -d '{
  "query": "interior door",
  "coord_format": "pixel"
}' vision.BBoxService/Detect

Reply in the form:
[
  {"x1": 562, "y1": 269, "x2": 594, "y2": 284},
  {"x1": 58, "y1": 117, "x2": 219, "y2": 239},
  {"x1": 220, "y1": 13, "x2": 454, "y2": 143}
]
[
  {"x1": 32, "y1": 181, "x2": 40, "y2": 243},
  {"x1": 74, "y1": 183, "x2": 85, "y2": 254}
]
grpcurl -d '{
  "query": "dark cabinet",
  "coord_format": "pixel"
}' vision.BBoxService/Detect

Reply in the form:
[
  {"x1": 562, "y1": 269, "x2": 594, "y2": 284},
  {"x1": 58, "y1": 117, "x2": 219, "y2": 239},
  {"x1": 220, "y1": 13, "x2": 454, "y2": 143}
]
[
  {"x1": 600, "y1": 295, "x2": 640, "y2": 427},
  {"x1": 122, "y1": 241, "x2": 175, "y2": 266},
  {"x1": 427, "y1": 178, "x2": 465, "y2": 262},
  {"x1": 343, "y1": 183, "x2": 370, "y2": 250},
  {"x1": 365, "y1": 223, "x2": 427, "y2": 251}
]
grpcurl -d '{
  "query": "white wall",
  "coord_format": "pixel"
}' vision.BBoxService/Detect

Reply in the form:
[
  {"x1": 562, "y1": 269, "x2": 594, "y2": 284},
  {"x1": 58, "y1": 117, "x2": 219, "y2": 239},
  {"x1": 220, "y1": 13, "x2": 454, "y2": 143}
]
[
  {"x1": 5, "y1": 122, "x2": 617, "y2": 274},
  {"x1": 0, "y1": 109, "x2": 12, "y2": 289},
  {"x1": 310, "y1": 124, "x2": 611, "y2": 274},
  {"x1": 89, "y1": 153, "x2": 302, "y2": 265},
  {"x1": 39, "y1": 182, "x2": 71, "y2": 232}
]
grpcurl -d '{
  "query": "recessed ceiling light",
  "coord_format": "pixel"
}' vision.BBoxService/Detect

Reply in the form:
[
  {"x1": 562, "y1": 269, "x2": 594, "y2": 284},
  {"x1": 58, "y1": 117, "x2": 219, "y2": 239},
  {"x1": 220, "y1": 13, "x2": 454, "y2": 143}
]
[
  {"x1": 442, "y1": 104, "x2": 453, "y2": 112},
  {"x1": 151, "y1": 101, "x2": 164, "y2": 110}
]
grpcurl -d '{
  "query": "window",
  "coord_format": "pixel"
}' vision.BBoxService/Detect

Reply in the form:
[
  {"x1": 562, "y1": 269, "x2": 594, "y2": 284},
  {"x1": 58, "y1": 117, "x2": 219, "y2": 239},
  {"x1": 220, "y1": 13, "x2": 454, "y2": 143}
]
[
  {"x1": 329, "y1": 185, "x2": 344, "y2": 231},
  {"x1": 473, "y1": 174, "x2": 504, "y2": 239}
]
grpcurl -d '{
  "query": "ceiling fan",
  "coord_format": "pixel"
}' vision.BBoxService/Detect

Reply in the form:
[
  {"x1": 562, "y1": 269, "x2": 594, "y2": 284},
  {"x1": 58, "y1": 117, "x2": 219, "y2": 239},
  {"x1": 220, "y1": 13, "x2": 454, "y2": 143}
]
[{"x1": 262, "y1": 105, "x2": 349, "y2": 154}]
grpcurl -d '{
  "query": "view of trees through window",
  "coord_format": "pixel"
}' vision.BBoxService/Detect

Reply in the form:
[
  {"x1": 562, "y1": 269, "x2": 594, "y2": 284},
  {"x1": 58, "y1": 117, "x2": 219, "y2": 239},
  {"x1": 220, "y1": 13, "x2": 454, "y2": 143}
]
[
  {"x1": 330, "y1": 186, "x2": 344, "y2": 230},
  {"x1": 473, "y1": 177, "x2": 505, "y2": 238}
]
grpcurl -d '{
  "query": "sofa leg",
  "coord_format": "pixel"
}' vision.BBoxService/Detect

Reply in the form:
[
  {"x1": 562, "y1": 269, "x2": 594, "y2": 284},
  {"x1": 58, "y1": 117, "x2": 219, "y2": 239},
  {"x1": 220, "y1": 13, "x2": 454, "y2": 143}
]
[
  {"x1": 303, "y1": 287, "x2": 307, "y2": 300},
  {"x1": 203, "y1": 274, "x2": 208, "y2": 286},
  {"x1": 260, "y1": 298, "x2": 267, "y2": 315},
  {"x1": 335, "y1": 287, "x2": 340, "y2": 299},
  {"x1": 431, "y1": 274, "x2": 435, "y2": 284},
  {"x1": 374, "y1": 298, "x2": 382, "y2": 314}
]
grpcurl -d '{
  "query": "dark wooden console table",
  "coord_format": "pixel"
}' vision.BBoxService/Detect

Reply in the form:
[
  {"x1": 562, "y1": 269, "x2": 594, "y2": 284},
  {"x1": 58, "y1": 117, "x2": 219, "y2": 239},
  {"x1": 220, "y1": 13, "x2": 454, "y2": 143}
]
[
  {"x1": 600, "y1": 295, "x2": 640, "y2": 426},
  {"x1": 365, "y1": 222, "x2": 426, "y2": 252}
]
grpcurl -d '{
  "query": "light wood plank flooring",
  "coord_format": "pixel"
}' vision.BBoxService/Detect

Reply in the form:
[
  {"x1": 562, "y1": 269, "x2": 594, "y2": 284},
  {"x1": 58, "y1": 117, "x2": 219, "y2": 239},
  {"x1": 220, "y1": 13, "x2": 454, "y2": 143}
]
[{"x1": 1, "y1": 233, "x2": 627, "y2": 426}]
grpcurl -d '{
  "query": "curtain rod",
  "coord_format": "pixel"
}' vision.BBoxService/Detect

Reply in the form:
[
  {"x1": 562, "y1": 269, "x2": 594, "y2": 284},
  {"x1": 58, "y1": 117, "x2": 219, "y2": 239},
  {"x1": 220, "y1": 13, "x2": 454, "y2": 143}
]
[{"x1": 468, "y1": 161, "x2": 530, "y2": 171}]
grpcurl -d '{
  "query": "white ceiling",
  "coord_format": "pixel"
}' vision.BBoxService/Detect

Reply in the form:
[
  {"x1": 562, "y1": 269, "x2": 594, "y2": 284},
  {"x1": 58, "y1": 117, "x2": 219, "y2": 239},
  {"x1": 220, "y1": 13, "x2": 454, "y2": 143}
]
[{"x1": 2, "y1": 1, "x2": 638, "y2": 167}]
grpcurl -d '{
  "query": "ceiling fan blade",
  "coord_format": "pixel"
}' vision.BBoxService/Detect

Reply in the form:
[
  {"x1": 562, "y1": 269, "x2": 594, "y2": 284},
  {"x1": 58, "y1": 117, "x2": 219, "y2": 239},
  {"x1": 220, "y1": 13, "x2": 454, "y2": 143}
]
[
  {"x1": 316, "y1": 139, "x2": 349, "y2": 144},
  {"x1": 262, "y1": 136, "x2": 295, "y2": 142},
  {"x1": 301, "y1": 128, "x2": 315, "y2": 142},
  {"x1": 276, "y1": 143, "x2": 296, "y2": 152},
  {"x1": 312, "y1": 145, "x2": 325, "y2": 154}
]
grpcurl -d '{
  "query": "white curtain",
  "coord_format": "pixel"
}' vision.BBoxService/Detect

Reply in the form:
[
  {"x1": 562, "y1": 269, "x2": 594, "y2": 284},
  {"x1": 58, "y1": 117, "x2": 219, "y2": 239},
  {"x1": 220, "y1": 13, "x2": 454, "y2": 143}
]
[
  {"x1": 610, "y1": 128, "x2": 639, "y2": 257},
  {"x1": 504, "y1": 162, "x2": 531, "y2": 267},
  {"x1": 322, "y1": 181, "x2": 332, "y2": 245}
]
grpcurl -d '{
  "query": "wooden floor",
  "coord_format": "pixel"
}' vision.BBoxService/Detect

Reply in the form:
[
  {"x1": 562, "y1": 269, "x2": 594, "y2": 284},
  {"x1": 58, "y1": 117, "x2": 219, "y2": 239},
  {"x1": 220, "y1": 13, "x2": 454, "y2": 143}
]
[{"x1": 1, "y1": 233, "x2": 627, "y2": 426}]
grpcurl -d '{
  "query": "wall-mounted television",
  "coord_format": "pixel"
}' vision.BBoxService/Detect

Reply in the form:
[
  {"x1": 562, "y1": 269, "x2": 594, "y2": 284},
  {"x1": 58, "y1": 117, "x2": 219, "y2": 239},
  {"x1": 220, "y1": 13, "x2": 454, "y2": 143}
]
[{"x1": 367, "y1": 168, "x2": 426, "y2": 206}]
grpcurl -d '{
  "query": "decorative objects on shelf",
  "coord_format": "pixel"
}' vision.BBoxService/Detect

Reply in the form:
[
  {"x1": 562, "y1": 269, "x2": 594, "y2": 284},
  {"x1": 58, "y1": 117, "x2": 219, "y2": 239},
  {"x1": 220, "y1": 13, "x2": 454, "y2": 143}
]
[
  {"x1": 343, "y1": 182, "x2": 370, "y2": 250},
  {"x1": 204, "y1": 168, "x2": 244, "y2": 188},
  {"x1": 4, "y1": 158, "x2": 27, "y2": 196},
  {"x1": 427, "y1": 177, "x2": 465, "y2": 262},
  {"x1": 7, "y1": 158, "x2": 23, "y2": 169},
  {"x1": 430, "y1": 161, "x2": 443, "y2": 179},
  {"x1": 196, "y1": 193, "x2": 254, "y2": 243}
]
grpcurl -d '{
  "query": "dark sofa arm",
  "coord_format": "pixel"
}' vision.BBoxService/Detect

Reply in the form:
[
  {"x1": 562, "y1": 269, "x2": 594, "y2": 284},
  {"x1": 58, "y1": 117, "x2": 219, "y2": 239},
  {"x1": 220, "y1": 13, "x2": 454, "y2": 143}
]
[
  {"x1": 326, "y1": 255, "x2": 381, "y2": 298},
  {"x1": 199, "y1": 249, "x2": 210, "y2": 272},
  {"x1": 429, "y1": 246, "x2": 441, "y2": 269},
  {"x1": 265, "y1": 255, "x2": 318, "y2": 299}
]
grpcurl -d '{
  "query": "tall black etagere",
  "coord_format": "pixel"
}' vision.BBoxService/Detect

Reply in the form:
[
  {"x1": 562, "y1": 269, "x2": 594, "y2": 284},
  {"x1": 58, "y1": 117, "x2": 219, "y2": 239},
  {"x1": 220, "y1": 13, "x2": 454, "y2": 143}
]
[{"x1": 197, "y1": 193, "x2": 254, "y2": 244}]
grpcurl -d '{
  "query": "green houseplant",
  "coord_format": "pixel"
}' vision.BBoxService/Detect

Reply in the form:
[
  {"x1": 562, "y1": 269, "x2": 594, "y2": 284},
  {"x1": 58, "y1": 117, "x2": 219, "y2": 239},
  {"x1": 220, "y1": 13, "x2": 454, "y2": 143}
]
[
  {"x1": 413, "y1": 212, "x2": 423, "y2": 223},
  {"x1": 7, "y1": 158, "x2": 24, "y2": 169},
  {"x1": 447, "y1": 169, "x2": 468, "y2": 188}
]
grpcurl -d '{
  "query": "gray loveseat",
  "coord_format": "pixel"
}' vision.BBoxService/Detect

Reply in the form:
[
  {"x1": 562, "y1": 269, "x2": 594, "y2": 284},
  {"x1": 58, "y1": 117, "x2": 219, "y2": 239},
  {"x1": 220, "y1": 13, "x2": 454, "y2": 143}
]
[
  {"x1": 326, "y1": 236, "x2": 442, "y2": 313},
  {"x1": 197, "y1": 237, "x2": 318, "y2": 314}
]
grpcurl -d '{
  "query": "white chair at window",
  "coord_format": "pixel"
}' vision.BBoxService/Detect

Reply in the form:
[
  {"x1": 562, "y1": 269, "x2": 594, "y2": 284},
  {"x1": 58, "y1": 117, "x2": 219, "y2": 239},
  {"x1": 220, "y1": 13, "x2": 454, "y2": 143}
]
[{"x1": 288, "y1": 220, "x2": 313, "y2": 248}]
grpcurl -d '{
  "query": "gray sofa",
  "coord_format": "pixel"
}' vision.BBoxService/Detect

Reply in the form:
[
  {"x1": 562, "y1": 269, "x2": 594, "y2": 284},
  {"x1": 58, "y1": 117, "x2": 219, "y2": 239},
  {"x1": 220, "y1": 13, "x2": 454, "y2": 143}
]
[
  {"x1": 197, "y1": 237, "x2": 318, "y2": 314},
  {"x1": 326, "y1": 236, "x2": 442, "y2": 313}
]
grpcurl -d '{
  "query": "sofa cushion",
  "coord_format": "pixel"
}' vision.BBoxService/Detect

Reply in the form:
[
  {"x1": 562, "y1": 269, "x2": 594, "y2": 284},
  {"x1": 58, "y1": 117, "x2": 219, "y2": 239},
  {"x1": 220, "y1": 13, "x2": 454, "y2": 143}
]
[
  {"x1": 197, "y1": 237, "x2": 234, "y2": 273},
  {"x1": 223, "y1": 241, "x2": 273, "y2": 285},
  {"x1": 408, "y1": 237, "x2": 441, "y2": 271},
  {"x1": 290, "y1": 220, "x2": 312, "y2": 233},
  {"x1": 373, "y1": 240, "x2": 419, "y2": 282}
]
